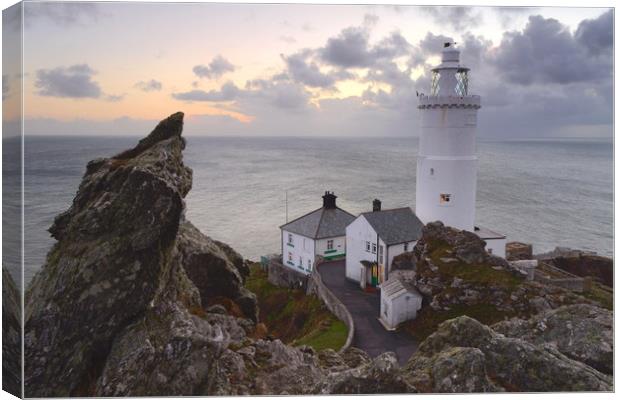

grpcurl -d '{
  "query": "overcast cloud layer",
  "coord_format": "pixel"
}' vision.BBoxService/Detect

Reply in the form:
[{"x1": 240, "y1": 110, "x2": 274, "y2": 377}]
[{"x1": 6, "y1": 5, "x2": 614, "y2": 138}]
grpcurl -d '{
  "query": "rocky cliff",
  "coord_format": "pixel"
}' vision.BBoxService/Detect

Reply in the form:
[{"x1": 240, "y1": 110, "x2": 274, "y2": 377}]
[
  {"x1": 23, "y1": 113, "x2": 612, "y2": 395},
  {"x1": 2, "y1": 267, "x2": 21, "y2": 397}
]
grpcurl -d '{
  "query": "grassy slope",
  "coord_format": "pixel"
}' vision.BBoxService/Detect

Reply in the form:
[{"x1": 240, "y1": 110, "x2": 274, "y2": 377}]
[{"x1": 245, "y1": 263, "x2": 347, "y2": 351}]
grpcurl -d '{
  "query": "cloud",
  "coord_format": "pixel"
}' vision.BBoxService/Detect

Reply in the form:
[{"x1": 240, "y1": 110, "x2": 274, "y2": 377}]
[
  {"x1": 575, "y1": 9, "x2": 613, "y2": 55},
  {"x1": 319, "y1": 22, "x2": 412, "y2": 69},
  {"x1": 134, "y1": 79, "x2": 163, "y2": 92},
  {"x1": 173, "y1": 79, "x2": 310, "y2": 111},
  {"x1": 279, "y1": 35, "x2": 297, "y2": 44},
  {"x1": 281, "y1": 51, "x2": 335, "y2": 88},
  {"x1": 24, "y1": 2, "x2": 100, "y2": 27},
  {"x1": 420, "y1": 6, "x2": 483, "y2": 32},
  {"x1": 172, "y1": 81, "x2": 241, "y2": 102},
  {"x1": 193, "y1": 55, "x2": 235, "y2": 79},
  {"x1": 35, "y1": 64, "x2": 102, "y2": 98},
  {"x1": 105, "y1": 94, "x2": 125, "y2": 102},
  {"x1": 2, "y1": 75, "x2": 9, "y2": 100},
  {"x1": 491, "y1": 14, "x2": 612, "y2": 85}
]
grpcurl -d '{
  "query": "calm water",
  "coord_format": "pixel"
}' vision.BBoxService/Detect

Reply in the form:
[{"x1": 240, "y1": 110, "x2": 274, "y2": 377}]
[{"x1": 4, "y1": 135, "x2": 613, "y2": 284}]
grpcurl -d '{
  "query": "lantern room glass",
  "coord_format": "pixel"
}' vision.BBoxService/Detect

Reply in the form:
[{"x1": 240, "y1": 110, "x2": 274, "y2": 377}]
[
  {"x1": 431, "y1": 71, "x2": 440, "y2": 96},
  {"x1": 455, "y1": 70, "x2": 469, "y2": 96}
]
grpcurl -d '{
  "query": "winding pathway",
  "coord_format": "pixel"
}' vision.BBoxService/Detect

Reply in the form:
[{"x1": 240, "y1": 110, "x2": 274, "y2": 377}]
[{"x1": 318, "y1": 260, "x2": 418, "y2": 365}]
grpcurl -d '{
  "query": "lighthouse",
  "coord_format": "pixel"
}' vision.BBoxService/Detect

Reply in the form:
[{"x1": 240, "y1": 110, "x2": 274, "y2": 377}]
[
  {"x1": 415, "y1": 42, "x2": 480, "y2": 232},
  {"x1": 415, "y1": 42, "x2": 506, "y2": 257}
]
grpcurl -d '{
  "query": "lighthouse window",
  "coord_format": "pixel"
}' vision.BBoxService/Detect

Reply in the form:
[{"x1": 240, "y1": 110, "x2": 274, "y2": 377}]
[
  {"x1": 288, "y1": 233, "x2": 293, "y2": 244},
  {"x1": 372, "y1": 243, "x2": 377, "y2": 254},
  {"x1": 440, "y1": 193, "x2": 452, "y2": 204},
  {"x1": 431, "y1": 71, "x2": 440, "y2": 95},
  {"x1": 366, "y1": 241, "x2": 371, "y2": 252},
  {"x1": 455, "y1": 70, "x2": 469, "y2": 96}
]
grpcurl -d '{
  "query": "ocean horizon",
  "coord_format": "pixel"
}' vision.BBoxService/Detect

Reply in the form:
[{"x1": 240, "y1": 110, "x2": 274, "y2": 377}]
[{"x1": 2, "y1": 134, "x2": 613, "y2": 284}]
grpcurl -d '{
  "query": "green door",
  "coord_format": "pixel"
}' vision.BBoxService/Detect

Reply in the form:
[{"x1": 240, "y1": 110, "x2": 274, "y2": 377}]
[{"x1": 371, "y1": 265, "x2": 378, "y2": 286}]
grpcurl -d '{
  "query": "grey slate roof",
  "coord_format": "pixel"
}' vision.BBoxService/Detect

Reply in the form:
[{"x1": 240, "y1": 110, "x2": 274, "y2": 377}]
[
  {"x1": 382, "y1": 277, "x2": 421, "y2": 300},
  {"x1": 280, "y1": 207, "x2": 356, "y2": 239},
  {"x1": 361, "y1": 207, "x2": 424, "y2": 246}
]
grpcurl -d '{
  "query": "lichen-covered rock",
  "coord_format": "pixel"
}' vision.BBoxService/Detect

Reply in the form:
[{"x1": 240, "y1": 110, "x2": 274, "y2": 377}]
[
  {"x1": 405, "y1": 316, "x2": 612, "y2": 392},
  {"x1": 25, "y1": 112, "x2": 191, "y2": 397},
  {"x1": 175, "y1": 221, "x2": 258, "y2": 321},
  {"x1": 317, "y1": 352, "x2": 416, "y2": 394},
  {"x1": 2, "y1": 267, "x2": 21, "y2": 397},
  {"x1": 493, "y1": 304, "x2": 613, "y2": 375}
]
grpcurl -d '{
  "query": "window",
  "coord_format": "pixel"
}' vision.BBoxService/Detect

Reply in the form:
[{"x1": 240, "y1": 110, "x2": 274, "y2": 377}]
[
  {"x1": 366, "y1": 241, "x2": 371, "y2": 252},
  {"x1": 455, "y1": 70, "x2": 469, "y2": 96},
  {"x1": 431, "y1": 71, "x2": 440, "y2": 95},
  {"x1": 308, "y1": 259, "x2": 312, "y2": 270},
  {"x1": 430, "y1": 168, "x2": 434, "y2": 176},
  {"x1": 299, "y1": 256, "x2": 302, "y2": 266},
  {"x1": 372, "y1": 243, "x2": 377, "y2": 254},
  {"x1": 288, "y1": 252, "x2": 293, "y2": 262},
  {"x1": 440, "y1": 193, "x2": 451, "y2": 204},
  {"x1": 327, "y1": 240, "x2": 334, "y2": 250},
  {"x1": 404, "y1": 242, "x2": 409, "y2": 252},
  {"x1": 379, "y1": 245, "x2": 384, "y2": 264},
  {"x1": 288, "y1": 233, "x2": 293, "y2": 244}
]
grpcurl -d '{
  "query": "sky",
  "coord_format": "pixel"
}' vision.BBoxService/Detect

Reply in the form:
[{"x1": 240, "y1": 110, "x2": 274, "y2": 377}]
[{"x1": 2, "y1": 1, "x2": 614, "y2": 137}]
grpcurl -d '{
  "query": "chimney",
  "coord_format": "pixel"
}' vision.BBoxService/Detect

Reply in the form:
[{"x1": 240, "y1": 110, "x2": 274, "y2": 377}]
[
  {"x1": 322, "y1": 191, "x2": 337, "y2": 209},
  {"x1": 372, "y1": 199, "x2": 381, "y2": 212}
]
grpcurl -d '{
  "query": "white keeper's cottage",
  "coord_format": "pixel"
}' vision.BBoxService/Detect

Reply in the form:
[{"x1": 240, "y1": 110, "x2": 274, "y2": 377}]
[
  {"x1": 345, "y1": 200, "x2": 424, "y2": 289},
  {"x1": 280, "y1": 191, "x2": 355, "y2": 275}
]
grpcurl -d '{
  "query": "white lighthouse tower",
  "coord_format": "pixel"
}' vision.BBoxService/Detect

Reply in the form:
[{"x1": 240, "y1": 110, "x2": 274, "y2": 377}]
[
  {"x1": 415, "y1": 42, "x2": 506, "y2": 256},
  {"x1": 416, "y1": 42, "x2": 479, "y2": 231}
]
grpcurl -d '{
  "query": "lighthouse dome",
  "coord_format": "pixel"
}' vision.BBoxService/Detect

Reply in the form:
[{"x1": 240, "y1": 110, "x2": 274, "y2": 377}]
[{"x1": 441, "y1": 42, "x2": 460, "y2": 63}]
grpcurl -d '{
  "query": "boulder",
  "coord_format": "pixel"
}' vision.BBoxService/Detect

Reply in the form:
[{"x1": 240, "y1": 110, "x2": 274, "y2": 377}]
[
  {"x1": 405, "y1": 316, "x2": 612, "y2": 392},
  {"x1": 492, "y1": 304, "x2": 613, "y2": 374}
]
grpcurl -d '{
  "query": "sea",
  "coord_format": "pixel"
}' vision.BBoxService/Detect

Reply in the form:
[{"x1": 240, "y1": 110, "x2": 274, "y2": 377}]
[{"x1": 2, "y1": 135, "x2": 614, "y2": 285}]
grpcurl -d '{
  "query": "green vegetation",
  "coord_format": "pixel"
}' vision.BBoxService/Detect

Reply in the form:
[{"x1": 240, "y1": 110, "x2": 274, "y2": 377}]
[
  {"x1": 581, "y1": 281, "x2": 613, "y2": 310},
  {"x1": 427, "y1": 240, "x2": 523, "y2": 290},
  {"x1": 403, "y1": 303, "x2": 512, "y2": 342},
  {"x1": 245, "y1": 263, "x2": 347, "y2": 351}
]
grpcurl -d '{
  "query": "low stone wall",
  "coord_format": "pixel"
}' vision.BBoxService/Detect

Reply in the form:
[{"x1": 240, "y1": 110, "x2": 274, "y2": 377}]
[
  {"x1": 267, "y1": 257, "x2": 308, "y2": 291},
  {"x1": 534, "y1": 262, "x2": 587, "y2": 292},
  {"x1": 307, "y1": 263, "x2": 355, "y2": 353}
]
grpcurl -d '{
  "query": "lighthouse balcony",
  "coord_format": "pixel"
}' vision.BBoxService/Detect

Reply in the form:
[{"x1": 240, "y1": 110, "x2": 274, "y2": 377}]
[{"x1": 418, "y1": 95, "x2": 481, "y2": 109}]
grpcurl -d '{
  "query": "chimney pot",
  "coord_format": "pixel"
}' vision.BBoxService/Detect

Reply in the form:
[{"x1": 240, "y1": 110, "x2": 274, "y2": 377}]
[
  {"x1": 372, "y1": 199, "x2": 381, "y2": 212},
  {"x1": 322, "y1": 191, "x2": 337, "y2": 209}
]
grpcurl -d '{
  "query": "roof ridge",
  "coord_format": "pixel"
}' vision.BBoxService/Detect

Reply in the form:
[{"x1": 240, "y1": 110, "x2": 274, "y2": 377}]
[
  {"x1": 361, "y1": 206, "x2": 412, "y2": 215},
  {"x1": 336, "y1": 206, "x2": 356, "y2": 218},
  {"x1": 314, "y1": 207, "x2": 326, "y2": 238},
  {"x1": 279, "y1": 206, "x2": 323, "y2": 229}
]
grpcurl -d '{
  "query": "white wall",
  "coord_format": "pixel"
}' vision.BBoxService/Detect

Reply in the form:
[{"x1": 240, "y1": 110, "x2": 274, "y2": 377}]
[
  {"x1": 484, "y1": 237, "x2": 507, "y2": 258},
  {"x1": 416, "y1": 101, "x2": 479, "y2": 232},
  {"x1": 281, "y1": 229, "x2": 315, "y2": 275},
  {"x1": 386, "y1": 241, "x2": 417, "y2": 273},
  {"x1": 380, "y1": 291, "x2": 423, "y2": 330},
  {"x1": 316, "y1": 236, "x2": 346, "y2": 260},
  {"x1": 345, "y1": 216, "x2": 377, "y2": 282}
]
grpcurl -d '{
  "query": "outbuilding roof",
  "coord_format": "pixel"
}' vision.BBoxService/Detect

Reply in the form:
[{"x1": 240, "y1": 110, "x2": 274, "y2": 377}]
[
  {"x1": 381, "y1": 277, "x2": 421, "y2": 300},
  {"x1": 280, "y1": 206, "x2": 356, "y2": 239},
  {"x1": 361, "y1": 207, "x2": 424, "y2": 246}
]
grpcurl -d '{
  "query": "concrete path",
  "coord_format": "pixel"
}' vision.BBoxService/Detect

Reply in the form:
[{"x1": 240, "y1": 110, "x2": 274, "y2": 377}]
[{"x1": 318, "y1": 260, "x2": 418, "y2": 365}]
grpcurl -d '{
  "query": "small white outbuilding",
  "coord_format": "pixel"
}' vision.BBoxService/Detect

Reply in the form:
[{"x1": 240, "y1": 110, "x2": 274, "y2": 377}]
[{"x1": 379, "y1": 277, "x2": 423, "y2": 330}]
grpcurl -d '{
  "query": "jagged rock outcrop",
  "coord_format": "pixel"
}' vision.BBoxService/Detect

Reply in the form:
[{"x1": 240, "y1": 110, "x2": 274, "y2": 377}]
[
  {"x1": 404, "y1": 316, "x2": 612, "y2": 392},
  {"x1": 493, "y1": 304, "x2": 613, "y2": 375},
  {"x1": 2, "y1": 267, "x2": 21, "y2": 397},
  {"x1": 23, "y1": 112, "x2": 258, "y2": 397}
]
